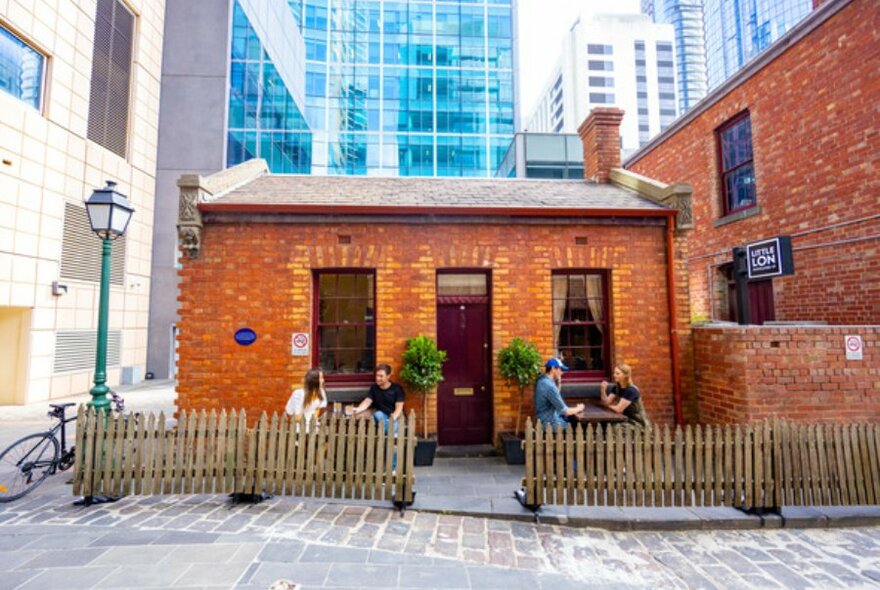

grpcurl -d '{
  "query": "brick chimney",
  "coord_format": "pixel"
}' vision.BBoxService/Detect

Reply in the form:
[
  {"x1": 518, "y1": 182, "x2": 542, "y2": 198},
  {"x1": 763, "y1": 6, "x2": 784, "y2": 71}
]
[{"x1": 577, "y1": 107, "x2": 624, "y2": 183}]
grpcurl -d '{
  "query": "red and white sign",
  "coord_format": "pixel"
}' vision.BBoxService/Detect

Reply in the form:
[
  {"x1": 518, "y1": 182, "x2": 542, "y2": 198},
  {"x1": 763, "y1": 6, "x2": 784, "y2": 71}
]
[
  {"x1": 845, "y1": 335, "x2": 863, "y2": 361},
  {"x1": 292, "y1": 332, "x2": 310, "y2": 356}
]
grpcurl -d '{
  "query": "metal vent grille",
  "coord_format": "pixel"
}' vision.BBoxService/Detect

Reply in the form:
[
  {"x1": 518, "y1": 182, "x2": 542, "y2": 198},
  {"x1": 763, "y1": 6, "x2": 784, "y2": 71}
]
[
  {"x1": 87, "y1": 0, "x2": 134, "y2": 158},
  {"x1": 53, "y1": 330, "x2": 122, "y2": 374},
  {"x1": 61, "y1": 203, "x2": 125, "y2": 284}
]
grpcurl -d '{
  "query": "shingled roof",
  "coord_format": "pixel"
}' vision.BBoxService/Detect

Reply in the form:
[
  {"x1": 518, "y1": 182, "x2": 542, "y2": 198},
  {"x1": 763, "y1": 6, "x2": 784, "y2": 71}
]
[{"x1": 203, "y1": 174, "x2": 670, "y2": 213}]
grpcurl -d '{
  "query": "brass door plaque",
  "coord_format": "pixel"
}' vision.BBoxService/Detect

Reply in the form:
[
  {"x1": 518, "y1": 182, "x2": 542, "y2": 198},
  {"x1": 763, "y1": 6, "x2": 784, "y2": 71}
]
[{"x1": 453, "y1": 387, "x2": 474, "y2": 396}]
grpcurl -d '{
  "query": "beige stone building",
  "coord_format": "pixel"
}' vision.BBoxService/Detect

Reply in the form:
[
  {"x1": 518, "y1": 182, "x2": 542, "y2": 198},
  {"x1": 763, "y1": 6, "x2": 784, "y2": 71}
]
[{"x1": 0, "y1": 0, "x2": 164, "y2": 404}]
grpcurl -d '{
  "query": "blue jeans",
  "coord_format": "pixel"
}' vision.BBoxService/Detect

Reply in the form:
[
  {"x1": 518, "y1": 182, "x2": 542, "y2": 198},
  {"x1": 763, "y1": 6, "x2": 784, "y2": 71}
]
[{"x1": 373, "y1": 411, "x2": 398, "y2": 469}]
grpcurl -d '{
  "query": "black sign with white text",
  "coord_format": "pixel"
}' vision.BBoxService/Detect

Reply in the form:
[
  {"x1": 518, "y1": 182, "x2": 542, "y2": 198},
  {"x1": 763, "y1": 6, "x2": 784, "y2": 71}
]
[{"x1": 746, "y1": 236, "x2": 794, "y2": 279}]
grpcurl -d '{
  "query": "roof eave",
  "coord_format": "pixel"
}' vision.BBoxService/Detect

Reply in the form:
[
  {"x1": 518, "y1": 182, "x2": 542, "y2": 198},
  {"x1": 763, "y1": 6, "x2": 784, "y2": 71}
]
[{"x1": 197, "y1": 202, "x2": 674, "y2": 218}]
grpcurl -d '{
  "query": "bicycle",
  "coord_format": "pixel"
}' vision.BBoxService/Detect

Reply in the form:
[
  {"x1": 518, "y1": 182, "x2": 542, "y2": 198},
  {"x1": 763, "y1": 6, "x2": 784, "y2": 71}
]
[{"x1": 0, "y1": 391, "x2": 124, "y2": 503}]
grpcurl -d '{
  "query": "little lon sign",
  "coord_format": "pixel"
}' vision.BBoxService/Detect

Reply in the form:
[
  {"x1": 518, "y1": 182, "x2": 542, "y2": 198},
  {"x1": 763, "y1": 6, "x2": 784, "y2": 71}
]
[
  {"x1": 746, "y1": 236, "x2": 794, "y2": 279},
  {"x1": 291, "y1": 332, "x2": 310, "y2": 356},
  {"x1": 845, "y1": 335, "x2": 863, "y2": 361}
]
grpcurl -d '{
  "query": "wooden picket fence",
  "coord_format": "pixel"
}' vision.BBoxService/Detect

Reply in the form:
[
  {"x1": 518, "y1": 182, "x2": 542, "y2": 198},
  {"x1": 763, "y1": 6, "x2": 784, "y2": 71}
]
[
  {"x1": 523, "y1": 418, "x2": 880, "y2": 508},
  {"x1": 72, "y1": 408, "x2": 416, "y2": 504}
]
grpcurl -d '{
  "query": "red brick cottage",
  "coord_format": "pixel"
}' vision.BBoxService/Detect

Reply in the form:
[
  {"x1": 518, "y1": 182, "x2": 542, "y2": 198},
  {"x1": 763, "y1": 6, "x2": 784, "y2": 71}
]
[
  {"x1": 625, "y1": 0, "x2": 879, "y2": 423},
  {"x1": 175, "y1": 110, "x2": 693, "y2": 441}
]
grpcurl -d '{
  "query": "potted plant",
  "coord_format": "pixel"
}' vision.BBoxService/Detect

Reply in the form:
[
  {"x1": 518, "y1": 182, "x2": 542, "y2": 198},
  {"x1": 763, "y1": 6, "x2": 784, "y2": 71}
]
[
  {"x1": 497, "y1": 337, "x2": 542, "y2": 464},
  {"x1": 399, "y1": 334, "x2": 447, "y2": 466}
]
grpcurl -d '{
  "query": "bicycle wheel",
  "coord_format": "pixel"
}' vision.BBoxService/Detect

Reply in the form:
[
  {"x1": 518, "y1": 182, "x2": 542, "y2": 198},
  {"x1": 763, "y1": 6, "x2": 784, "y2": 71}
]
[{"x1": 0, "y1": 433, "x2": 60, "y2": 502}]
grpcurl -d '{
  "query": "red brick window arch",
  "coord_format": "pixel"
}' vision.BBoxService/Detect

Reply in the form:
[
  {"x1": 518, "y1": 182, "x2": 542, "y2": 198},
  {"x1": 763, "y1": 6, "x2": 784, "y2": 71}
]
[
  {"x1": 313, "y1": 270, "x2": 376, "y2": 382},
  {"x1": 551, "y1": 271, "x2": 610, "y2": 380},
  {"x1": 717, "y1": 111, "x2": 757, "y2": 216}
]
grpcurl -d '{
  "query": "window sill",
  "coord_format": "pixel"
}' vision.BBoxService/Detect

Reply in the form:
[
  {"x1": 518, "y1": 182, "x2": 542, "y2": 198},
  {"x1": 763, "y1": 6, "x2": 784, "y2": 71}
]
[{"x1": 714, "y1": 205, "x2": 761, "y2": 227}]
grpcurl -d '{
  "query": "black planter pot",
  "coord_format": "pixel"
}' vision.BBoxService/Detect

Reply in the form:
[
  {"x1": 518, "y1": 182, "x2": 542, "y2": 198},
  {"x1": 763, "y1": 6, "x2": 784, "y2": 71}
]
[
  {"x1": 414, "y1": 438, "x2": 437, "y2": 466},
  {"x1": 499, "y1": 431, "x2": 525, "y2": 465}
]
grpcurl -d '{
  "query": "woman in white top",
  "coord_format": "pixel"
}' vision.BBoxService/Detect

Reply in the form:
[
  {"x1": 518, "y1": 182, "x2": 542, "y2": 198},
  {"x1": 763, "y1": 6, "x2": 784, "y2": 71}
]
[{"x1": 285, "y1": 368, "x2": 327, "y2": 427}]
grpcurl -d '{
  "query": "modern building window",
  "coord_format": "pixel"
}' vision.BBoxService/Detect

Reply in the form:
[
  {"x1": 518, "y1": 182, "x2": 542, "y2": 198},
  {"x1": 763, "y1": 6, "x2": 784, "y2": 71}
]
[
  {"x1": 587, "y1": 44, "x2": 613, "y2": 55},
  {"x1": 587, "y1": 60, "x2": 613, "y2": 71},
  {"x1": 0, "y1": 25, "x2": 44, "y2": 110},
  {"x1": 552, "y1": 271, "x2": 609, "y2": 378},
  {"x1": 589, "y1": 92, "x2": 615, "y2": 104},
  {"x1": 718, "y1": 111, "x2": 757, "y2": 215},
  {"x1": 87, "y1": 0, "x2": 135, "y2": 158},
  {"x1": 314, "y1": 271, "x2": 376, "y2": 380},
  {"x1": 588, "y1": 76, "x2": 614, "y2": 88}
]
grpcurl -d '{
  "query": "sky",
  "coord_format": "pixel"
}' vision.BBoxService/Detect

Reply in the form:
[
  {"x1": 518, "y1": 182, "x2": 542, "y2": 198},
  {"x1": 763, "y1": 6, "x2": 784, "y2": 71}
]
[{"x1": 516, "y1": 0, "x2": 642, "y2": 123}]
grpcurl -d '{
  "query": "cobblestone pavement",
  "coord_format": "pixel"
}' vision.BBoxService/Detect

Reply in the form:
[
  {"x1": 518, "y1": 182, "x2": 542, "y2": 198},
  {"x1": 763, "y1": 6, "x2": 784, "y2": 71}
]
[{"x1": 1, "y1": 482, "x2": 879, "y2": 589}]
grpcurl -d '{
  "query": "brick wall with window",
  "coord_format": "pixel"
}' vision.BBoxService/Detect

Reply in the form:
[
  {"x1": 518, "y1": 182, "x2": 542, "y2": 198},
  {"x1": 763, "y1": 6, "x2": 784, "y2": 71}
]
[
  {"x1": 626, "y1": 0, "x2": 879, "y2": 325},
  {"x1": 177, "y1": 221, "x2": 679, "y2": 433}
]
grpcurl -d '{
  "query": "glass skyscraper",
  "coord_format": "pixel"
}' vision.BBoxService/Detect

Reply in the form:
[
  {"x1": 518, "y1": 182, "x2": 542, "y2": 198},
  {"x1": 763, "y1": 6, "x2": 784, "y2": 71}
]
[
  {"x1": 282, "y1": 0, "x2": 516, "y2": 176},
  {"x1": 703, "y1": 0, "x2": 811, "y2": 89},
  {"x1": 642, "y1": 0, "x2": 708, "y2": 113},
  {"x1": 228, "y1": 1, "x2": 313, "y2": 173}
]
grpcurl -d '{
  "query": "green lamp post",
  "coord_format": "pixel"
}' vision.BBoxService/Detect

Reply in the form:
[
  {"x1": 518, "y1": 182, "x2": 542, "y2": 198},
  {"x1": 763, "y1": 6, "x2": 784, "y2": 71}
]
[{"x1": 84, "y1": 181, "x2": 134, "y2": 412}]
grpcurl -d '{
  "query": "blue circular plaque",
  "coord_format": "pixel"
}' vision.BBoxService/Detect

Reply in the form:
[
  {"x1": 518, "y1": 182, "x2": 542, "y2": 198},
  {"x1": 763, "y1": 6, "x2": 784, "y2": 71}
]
[{"x1": 234, "y1": 328, "x2": 257, "y2": 346}]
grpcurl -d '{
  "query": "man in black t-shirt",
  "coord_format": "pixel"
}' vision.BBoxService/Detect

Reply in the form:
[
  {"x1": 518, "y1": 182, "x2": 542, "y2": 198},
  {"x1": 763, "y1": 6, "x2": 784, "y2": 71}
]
[{"x1": 349, "y1": 363, "x2": 405, "y2": 430}]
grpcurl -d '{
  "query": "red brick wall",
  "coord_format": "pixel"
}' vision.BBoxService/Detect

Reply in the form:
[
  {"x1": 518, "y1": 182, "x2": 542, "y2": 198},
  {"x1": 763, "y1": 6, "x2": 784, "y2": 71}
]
[
  {"x1": 627, "y1": 0, "x2": 880, "y2": 325},
  {"x1": 694, "y1": 325, "x2": 880, "y2": 424},
  {"x1": 178, "y1": 221, "x2": 679, "y2": 433}
]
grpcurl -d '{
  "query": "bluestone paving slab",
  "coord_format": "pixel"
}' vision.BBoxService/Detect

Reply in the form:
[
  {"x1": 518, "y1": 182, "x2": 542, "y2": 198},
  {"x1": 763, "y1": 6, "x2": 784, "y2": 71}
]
[
  {"x1": 15, "y1": 547, "x2": 108, "y2": 569},
  {"x1": 324, "y1": 563, "x2": 399, "y2": 587},
  {"x1": 154, "y1": 530, "x2": 222, "y2": 545},
  {"x1": 368, "y1": 550, "x2": 436, "y2": 566},
  {"x1": 97, "y1": 563, "x2": 191, "y2": 588},
  {"x1": 89, "y1": 529, "x2": 166, "y2": 546},
  {"x1": 15, "y1": 565, "x2": 116, "y2": 589},
  {"x1": 90, "y1": 543, "x2": 176, "y2": 565},
  {"x1": 465, "y1": 565, "x2": 544, "y2": 590},
  {"x1": 160, "y1": 542, "x2": 244, "y2": 564},
  {"x1": 300, "y1": 544, "x2": 370, "y2": 563},
  {"x1": 0, "y1": 570, "x2": 38, "y2": 590},
  {"x1": 246, "y1": 562, "x2": 330, "y2": 587},
  {"x1": 398, "y1": 564, "x2": 469, "y2": 588},
  {"x1": 780, "y1": 506, "x2": 830, "y2": 528},
  {"x1": 257, "y1": 540, "x2": 305, "y2": 562},
  {"x1": 414, "y1": 494, "x2": 492, "y2": 513},
  {"x1": 179, "y1": 561, "x2": 251, "y2": 586}
]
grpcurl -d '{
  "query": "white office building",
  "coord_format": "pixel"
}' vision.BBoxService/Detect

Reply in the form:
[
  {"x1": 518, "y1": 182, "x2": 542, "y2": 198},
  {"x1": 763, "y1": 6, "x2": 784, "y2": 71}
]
[{"x1": 526, "y1": 5, "x2": 677, "y2": 158}]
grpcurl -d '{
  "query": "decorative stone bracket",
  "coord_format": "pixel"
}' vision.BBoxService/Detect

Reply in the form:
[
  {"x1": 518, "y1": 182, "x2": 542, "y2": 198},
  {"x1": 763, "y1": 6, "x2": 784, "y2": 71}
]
[
  {"x1": 608, "y1": 168, "x2": 693, "y2": 231},
  {"x1": 177, "y1": 159, "x2": 269, "y2": 259}
]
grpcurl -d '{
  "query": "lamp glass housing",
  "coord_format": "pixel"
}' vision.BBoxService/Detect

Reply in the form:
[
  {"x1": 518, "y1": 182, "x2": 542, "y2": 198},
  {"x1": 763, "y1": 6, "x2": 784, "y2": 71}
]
[{"x1": 85, "y1": 181, "x2": 134, "y2": 240}]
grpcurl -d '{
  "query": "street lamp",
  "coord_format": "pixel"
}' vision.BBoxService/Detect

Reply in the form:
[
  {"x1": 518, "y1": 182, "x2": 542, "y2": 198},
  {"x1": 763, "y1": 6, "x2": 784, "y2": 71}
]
[{"x1": 84, "y1": 181, "x2": 134, "y2": 411}]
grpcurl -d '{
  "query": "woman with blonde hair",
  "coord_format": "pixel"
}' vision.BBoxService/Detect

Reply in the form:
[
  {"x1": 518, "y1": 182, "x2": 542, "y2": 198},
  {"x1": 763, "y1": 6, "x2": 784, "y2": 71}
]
[
  {"x1": 285, "y1": 368, "x2": 327, "y2": 427},
  {"x1": 599, "y1": 363, "x2": 647, "y2": 427}
]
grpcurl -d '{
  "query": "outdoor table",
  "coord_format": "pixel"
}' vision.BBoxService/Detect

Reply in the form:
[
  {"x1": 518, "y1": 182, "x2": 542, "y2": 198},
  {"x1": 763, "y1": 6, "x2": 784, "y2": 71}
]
[{"x1": 572, "y1": 399, "x2": 627, "y2": 424}]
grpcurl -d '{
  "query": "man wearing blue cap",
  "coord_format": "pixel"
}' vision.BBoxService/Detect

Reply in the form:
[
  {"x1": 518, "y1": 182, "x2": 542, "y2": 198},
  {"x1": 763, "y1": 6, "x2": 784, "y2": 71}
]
[{"x1": 534, "y1": 358, "x2": 585, "y2": 429}]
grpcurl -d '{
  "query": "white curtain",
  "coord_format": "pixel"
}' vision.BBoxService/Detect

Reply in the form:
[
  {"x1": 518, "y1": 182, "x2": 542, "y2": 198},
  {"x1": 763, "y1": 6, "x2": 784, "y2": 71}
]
[
  {"x1": 586, "y1": 275, "x2": 603, "y2": 335},
  {"x1": 552, "y1": 275, "x2": 568, "y2": 353}
]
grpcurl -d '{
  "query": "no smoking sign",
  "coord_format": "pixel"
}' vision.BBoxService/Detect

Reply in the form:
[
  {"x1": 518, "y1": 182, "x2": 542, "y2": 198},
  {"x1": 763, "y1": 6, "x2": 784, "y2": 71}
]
[
  {"x1": 292, "y1": 332, "x2": 310, "y2": 356},
  {"x1": 845, "y1": 335, "x2": 863, "y2": 361}
]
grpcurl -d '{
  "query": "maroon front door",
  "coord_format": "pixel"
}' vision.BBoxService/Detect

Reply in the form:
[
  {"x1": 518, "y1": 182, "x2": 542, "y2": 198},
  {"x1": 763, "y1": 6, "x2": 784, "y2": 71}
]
[{"x1": 437, "y1": 299, "x2": 491, "y2": 445}]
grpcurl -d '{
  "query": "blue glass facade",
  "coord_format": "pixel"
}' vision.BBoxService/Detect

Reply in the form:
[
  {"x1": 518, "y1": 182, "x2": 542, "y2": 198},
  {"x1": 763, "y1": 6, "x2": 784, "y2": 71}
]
[
  {"x1": 228, "y1": 1, "x2": 312, "y2": 173},
  {"x1": 703, "y1": 0, "x2": 811, "y2": 89},
  {"x1": 289, "y1": 0, "x2": 515, "y2": 176},
  {"x1": 642, "y1": 0, "x2": 708, "y2": 113}
]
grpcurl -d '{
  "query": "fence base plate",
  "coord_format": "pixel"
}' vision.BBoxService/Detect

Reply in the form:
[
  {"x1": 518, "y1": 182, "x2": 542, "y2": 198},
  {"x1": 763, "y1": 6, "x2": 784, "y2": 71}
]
[
  {"x1": 734, "y1": 505, "x2": 780, "y2": 517},
  {"x1": 230, "y1": 492, "x2": 272, "y2": 505},
  {"x1": 514, "y1": 488, "x2": 541, "y2": 513},
  {"x1": 74, "y1": 494, "x2": 120, "y2": 507}
]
